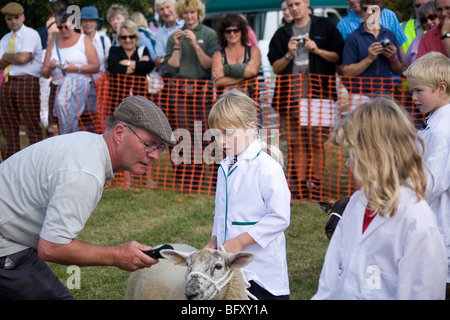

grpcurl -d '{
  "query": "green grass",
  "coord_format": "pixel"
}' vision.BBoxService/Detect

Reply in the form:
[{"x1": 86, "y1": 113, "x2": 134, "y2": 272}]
[{"x1": 49, "y1": 188, "x2": 330, "y2": 300}]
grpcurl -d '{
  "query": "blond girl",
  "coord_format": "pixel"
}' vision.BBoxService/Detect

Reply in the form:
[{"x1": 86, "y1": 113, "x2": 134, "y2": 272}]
[
  {"x1": 313, "y1": 98, "x2": 447, "y2": 299},
  {"x1": 205, "y1": 89, "x2": 290, "y2": 300}
]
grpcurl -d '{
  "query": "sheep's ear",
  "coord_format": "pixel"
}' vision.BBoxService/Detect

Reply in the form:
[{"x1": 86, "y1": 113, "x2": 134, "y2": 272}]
[
  {"x1": 160, "y1": 249, "x2": 191, "y2": 267},
  {"x1": 227, "y1": 251, "x2": 254, "y2": 269}
]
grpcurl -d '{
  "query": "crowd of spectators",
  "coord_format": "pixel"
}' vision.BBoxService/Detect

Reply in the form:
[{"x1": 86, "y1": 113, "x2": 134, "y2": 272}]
[{"x1": 0, "y1": 0, "x2": 449, "y2": 163}]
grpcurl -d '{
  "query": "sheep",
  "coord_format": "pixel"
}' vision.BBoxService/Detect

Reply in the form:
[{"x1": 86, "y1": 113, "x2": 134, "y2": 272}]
[
  {"x1": 125, "y1": 245, "x2": 255, "y2": 300},
  {"x1": 318, "y1": 197, "x2": 350, "y2": 240}
]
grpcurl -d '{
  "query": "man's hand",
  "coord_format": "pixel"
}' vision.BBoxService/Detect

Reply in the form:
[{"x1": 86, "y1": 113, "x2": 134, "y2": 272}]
[{"x1": 113, "y1": 241, "x2": 158, "y2": 271}]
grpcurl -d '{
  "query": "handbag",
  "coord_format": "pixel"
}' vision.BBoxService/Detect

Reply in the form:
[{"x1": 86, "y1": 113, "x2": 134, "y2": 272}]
[{"x1": 137, "y1": 46, "x2": 163, "y2": 94}]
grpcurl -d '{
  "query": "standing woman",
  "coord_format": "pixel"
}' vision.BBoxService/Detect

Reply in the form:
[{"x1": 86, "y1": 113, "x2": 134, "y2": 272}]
[
  {"x1": 107, "y1": 20, "x2": 154, "y2": 109},
  {"x1": 107, "y1": 20, "x2": 154, "y2": 77},
  {"x1": 80, "y1": 6, "x2": 112, "y2": 76},
  {"x1": 212, "y1": 13, "x2": 261, "y2": 99},
  {"x1": 41, "y1": 7, "x2": 99, "y2": 135}
]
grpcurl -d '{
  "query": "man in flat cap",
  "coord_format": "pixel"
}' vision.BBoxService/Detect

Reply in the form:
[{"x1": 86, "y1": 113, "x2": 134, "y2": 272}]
[
  {"x1": 0, "y1": 2, "x2": 43, "y2": 159},
  {"x1": 0, "y1": 96, "x2": 175, "y2": 299}
]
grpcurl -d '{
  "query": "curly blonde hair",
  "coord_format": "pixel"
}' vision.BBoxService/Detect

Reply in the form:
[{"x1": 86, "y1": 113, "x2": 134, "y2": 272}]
[
  {"x1": 176, "y1": 0, "x2": 205, "y2": 21},
  {"x1": 331, "y1": 98, "x2": 428, "y2": 216}
]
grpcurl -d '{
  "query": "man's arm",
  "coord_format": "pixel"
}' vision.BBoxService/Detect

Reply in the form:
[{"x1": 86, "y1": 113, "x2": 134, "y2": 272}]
[
  {"x1": 2, "y1": 51, "x2": 33, "y2": 65},
  {"x1": 342, "y1": 42, "x2": 383, "y2": 76},
  {"x1": 38, "y1": 238, "x2": 158, "y2": 272}
]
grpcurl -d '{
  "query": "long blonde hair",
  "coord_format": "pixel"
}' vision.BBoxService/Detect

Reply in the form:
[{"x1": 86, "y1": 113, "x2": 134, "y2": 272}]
[
  {"x1": 331, "y1": 98, "x2": 428, "y2": 216},
  {"x1": 208, "y1": 89, "x2": 284, "y2": 166}
]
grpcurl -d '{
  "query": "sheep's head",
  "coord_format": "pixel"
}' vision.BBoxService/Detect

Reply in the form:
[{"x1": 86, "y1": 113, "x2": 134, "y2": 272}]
[{"x1": 161, "y1": 248, "x2": 254, "y2": 300}]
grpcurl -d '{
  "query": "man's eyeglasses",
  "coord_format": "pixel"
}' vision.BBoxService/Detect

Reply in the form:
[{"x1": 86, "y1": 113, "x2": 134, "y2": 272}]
[
  {"x1": 420, "y1": 13, "x2": 438, "y2": 24},
  {"x1": 224, "y1": 28, "x2": 241, "y2": 35},
  {"x1": 119, "y1": 35, "x2": 137, "y2": 40},
  {"x1": 125, "y1": 126, "x2": 167, "y2": 153}
]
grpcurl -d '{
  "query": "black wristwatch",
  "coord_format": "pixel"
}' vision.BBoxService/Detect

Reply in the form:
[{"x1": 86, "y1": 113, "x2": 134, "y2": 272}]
[{"x1": 441, "y1": 33, "x2": 450, "y2": 40}]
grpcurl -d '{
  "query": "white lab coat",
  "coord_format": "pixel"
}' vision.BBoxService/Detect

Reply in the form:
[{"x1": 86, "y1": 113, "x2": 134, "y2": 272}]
[
  {"x1": 417, "y1": 103, "x2": 450, "y2": 282},
  {"x1": 212, "y1": 140, "x2": 291, "y2": 296},
  {"x1": 312, "y1": 186, "x2": 447, "y2": 300}
]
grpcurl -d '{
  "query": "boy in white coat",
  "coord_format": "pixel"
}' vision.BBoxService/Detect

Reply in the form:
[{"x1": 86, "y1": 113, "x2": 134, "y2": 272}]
[
  {"x1": 405, "y1": 52, "x2": 450, "y2": 298},
  {"x1": 313, "y1": 99, "x2": 447, "y2": 299},
  {"x1": 204, "y1": 89, "x2": 291, "y2": 299}
]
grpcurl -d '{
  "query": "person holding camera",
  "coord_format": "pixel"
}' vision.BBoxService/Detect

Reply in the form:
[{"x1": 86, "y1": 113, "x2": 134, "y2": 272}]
[
  {"x1": 342, "y1": 0, "x2": 403, "y2": 102},
  {"x1": 164, "y1": 0, "x2": 220, "y2": 192},
  {"x1": 41, "y1": 6, "x2": 99, "y2": 135},
  {"x1": 268, "y1": 0, "x2": 344, "y2": 200}
]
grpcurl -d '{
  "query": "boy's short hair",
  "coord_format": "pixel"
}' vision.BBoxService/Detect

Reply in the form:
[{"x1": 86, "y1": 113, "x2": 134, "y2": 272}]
[
  {"x1": 360, "y1": 0, "x2": 385, "y2": 10},
  {"x1": 404, "y1": 52, "x2": 450, "y2": 95}
]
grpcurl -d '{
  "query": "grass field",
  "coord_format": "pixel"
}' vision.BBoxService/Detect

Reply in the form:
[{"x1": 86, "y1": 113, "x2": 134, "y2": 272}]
[{"x1": 49, "y1": 187, "x2": 331, "y2": 300}]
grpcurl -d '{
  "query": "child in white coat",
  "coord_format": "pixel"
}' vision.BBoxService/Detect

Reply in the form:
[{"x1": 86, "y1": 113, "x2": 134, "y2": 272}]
[
  {"x1": 313, "y1": 98, "x2": 447, "y2": 299},
  {"x1": 204, "y1": 89, "x2": 291, "y2": 300},
  {"x1": 404, "y1": 52, "x2": 450, "y2": 297}
]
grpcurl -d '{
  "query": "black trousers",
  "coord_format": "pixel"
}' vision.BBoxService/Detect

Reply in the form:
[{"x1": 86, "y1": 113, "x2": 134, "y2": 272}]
[
  {"x1": 248, "y1": 280, "x2": 290, "y2": 300},
  {"x1": 0, "y1": 248, "x2": 74, "y2": 300}
]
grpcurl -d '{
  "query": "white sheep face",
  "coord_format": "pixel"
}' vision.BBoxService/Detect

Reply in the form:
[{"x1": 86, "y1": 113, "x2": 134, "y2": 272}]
[
  {"x1": 184, "y1": 250, "x2": 229, "y2": 300},
  {"x1": 161, "y1": 248, "x2": 254, "y2": 300}
]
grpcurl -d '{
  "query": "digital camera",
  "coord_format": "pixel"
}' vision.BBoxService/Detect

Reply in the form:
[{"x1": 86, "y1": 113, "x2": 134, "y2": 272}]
[
  {"x1": 380, "y1": 38, "x2": 391, "y2": 48},
  {"x1": 297, "y1": 36, "x2": 306, "y2": 47}
]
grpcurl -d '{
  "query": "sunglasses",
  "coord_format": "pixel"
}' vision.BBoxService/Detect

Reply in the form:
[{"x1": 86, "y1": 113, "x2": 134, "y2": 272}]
[
  {"x1": 420, "y1": 13, "x2": 438, "y2": 23},
  {"x1": 119, "y1": 35, "x2": 137, "y2": 40},
  {"x1": 224, "y1": 28, "x2": 241, "y2": 35},
  {"x1": 56, "y1": 25, "x2": 71, "y2": 30}
]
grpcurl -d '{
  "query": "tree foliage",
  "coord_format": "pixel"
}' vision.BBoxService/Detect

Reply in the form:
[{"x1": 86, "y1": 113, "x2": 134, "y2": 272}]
[
  {"x1": 0, "y1": 0, "x2": 158, "y2": 37},
  {"x1": 385, "y1": 0, "x2": 415, "y2": 22}
]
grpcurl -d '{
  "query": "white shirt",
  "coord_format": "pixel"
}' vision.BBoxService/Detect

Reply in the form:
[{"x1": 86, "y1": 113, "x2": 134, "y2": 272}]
[
  {"x1": 212, "y1": 139, "x2": 291, "y2": 296},
  {"x1": 0, "y1": 24, "x2": 42, "y2": 77},
  {"x1": 418, "y1": 103, "x2": 450, "y2": 282},
  {"x1": 92, "y1": 31, "x2": 111, "y2": 72},
  {"x1": 312, "y1": 187, "x2": 447, "y2": 299},
  {"x1": 50, "y1": 34, "x2": 88, "y2": 84},
  {"x1": 0, "y1": 132, "x2": 114, "y2": 257}
]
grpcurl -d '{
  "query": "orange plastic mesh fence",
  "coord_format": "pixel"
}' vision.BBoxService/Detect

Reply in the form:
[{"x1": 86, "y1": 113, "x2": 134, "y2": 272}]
[{"x1": 0, "y1": 72, "x2": 424, "y2": 201}]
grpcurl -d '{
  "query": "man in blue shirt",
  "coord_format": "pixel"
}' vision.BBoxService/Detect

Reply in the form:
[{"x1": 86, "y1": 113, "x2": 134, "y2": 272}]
[
  {"x1": 342, "y1": 0, "x2": 403, "y2": 96},
  {"x1": 154, "y1": 0, "x2": 184, "y2": 75},
  {"x1": 338, "y1": 0, "x2": 408, "y2": 56}
]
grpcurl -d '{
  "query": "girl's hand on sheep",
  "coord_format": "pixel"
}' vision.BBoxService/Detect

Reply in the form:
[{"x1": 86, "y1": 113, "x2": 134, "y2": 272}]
[
  {"x1": 222, "y1": 233, "x2": 255, "y2": 253},
  {"x1": 113, "y1": 241, "x2": 158, "y2": 271}
]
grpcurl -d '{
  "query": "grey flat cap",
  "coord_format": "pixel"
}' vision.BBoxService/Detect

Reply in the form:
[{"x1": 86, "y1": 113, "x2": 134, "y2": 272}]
[{"x1": 114, "y1": 96, "x2": 175, "y2": 146}]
